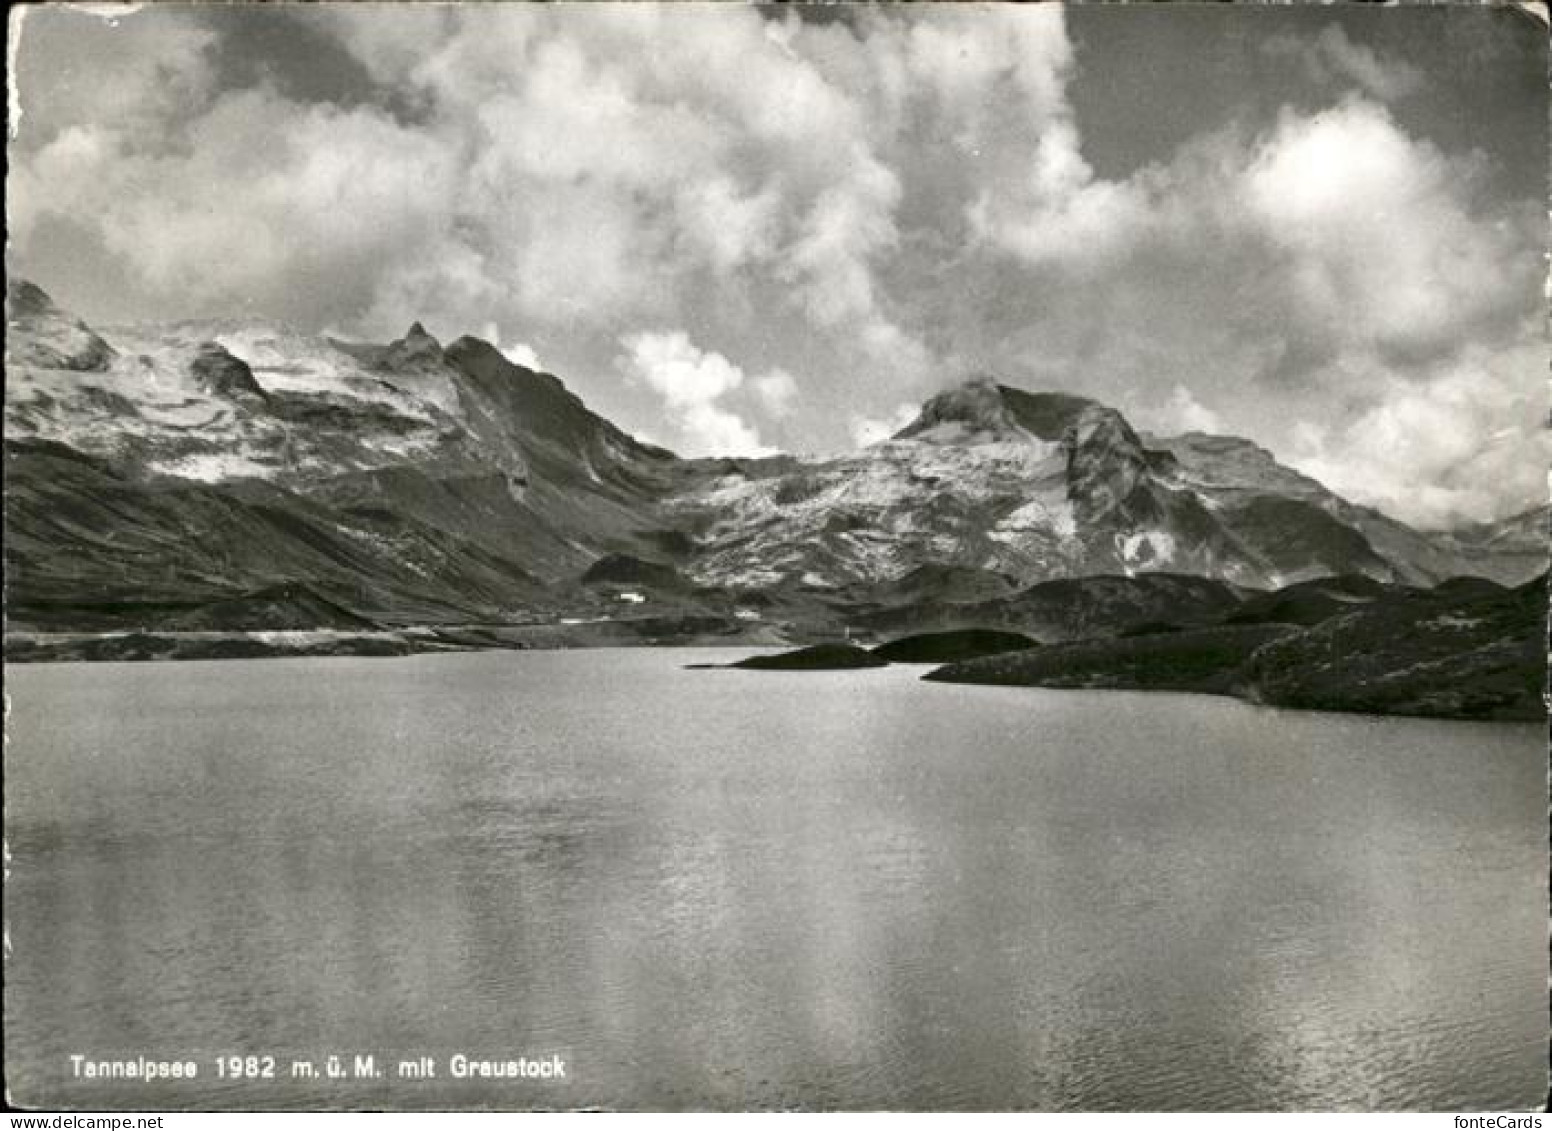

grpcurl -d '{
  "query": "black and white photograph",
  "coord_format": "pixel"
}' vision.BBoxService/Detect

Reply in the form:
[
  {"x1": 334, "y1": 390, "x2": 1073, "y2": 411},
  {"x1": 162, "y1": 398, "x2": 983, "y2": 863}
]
[{"x1": 3, "y1": 0, "x2": 1548, "y2": 1113}]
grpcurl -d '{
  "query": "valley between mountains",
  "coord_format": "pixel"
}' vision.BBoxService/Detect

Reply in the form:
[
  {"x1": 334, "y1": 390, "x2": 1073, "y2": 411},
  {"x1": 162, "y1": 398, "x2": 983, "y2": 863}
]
[{"x1": 5, "y1": 281, "x2": 1545, "y2": 720}]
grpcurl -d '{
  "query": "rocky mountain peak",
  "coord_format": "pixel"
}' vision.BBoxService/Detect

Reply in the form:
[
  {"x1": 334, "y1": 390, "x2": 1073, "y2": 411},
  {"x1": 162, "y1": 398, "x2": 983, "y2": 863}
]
[
  {"x1": 382, "y1": 320, "x2": 444, "y2": 369},
  {"x1": 444, "y1": 334, "x2": 670, "y2": 470},
  {"x1": 894, "y1": 377, "x2": 1106, "y2": 446},
  {"x1": 1062, "y1": 402, "x2": 1154, "y2": 521},
  {"x1": 1065, "y1": 401, "x2": 1145, "y2": 455},
  {"x1": 893, "y1": 376, "x2": 1016, "y2": 442},
  {"x1": 190, "y1": 341, "x2": 266, "y2": 401}
]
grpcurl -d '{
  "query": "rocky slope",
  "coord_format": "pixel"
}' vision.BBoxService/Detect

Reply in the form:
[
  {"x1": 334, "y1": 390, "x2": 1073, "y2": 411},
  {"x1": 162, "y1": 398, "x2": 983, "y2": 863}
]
[{"x1": 5, "y1": 282, "x2": 1544, "y2": 654}]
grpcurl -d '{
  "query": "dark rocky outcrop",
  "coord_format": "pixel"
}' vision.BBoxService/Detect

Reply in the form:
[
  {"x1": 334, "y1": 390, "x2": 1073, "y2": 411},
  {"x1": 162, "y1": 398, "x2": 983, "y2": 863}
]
[
  {"x1": 873, "y1": 628, "x2": 1036, "y2": 664},
  {"x1": 893, "y1": 377, "x2": 1099, "y2": 443},
  {"x1": 728, "y1": 643, "x2": 890, "y2": 670},
  {"x1": 581, "y1": 553, "x2": 687, "y2": 592},
  {"x1": 862, "y1": 572, "x2": 1243, "y2": 641},
  {"x1": 190, "y1": 341, "x2": 267, "y2": 400},
  {"x1": 926, "y1": 624, "x2": 1294, "y2": 696},
  {"x1": 1219, "y1": 575, "x2": 1388, "y2": 628}
]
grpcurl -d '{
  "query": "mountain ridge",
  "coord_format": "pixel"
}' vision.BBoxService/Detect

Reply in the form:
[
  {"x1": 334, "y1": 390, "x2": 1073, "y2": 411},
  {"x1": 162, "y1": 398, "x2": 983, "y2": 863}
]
[{"x1": 5, "y1": 281, "x2": 1545, "y2": 649}]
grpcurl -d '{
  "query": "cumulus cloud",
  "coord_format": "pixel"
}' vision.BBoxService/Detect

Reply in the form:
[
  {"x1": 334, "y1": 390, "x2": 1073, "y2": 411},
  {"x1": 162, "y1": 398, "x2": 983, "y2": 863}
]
[
  {"x1": 972, "y1": 96, "x2": 1531, "y2": 357},
  {"x1": 1241, "y1": 100, "x2": 1524, "y2": 363},
  {"x1": 618, "y1": 330, "x2": 774, "y2": 457},
  {"x1": 1264, "y1": 25, "x2": 1425, "y2": 103},
  {"x1": 11, "y1": 86, "x2": 465, "y2": 326},
  {"x1": 1286, "y1": 325, "x2": 1549, "y2": 530},
  {"x1": 12, "y1": 5, "x2": 937, "y2": 372},
  {"x1": 9, "y1": 8, "x2": 219, "y2": 154},
  {"x1": 753, "y1": 369, "x2": 800, "y2": 419},
  {"x1": 501, "y1": 342, "x2": 542, "y2": 371},
  {"x1": 481, "y1": 322, "x2": 542, "y2": 371},
  {"x1": 1147, "y1": 385, "x2": 1224, "y2": 436}
]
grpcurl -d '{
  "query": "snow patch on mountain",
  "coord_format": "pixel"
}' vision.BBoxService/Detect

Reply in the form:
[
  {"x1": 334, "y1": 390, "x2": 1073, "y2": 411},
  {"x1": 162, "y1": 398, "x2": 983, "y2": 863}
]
[
  {"x1": 1118, "y1": 530, "x2": 1178, "y2": 569},
  {"x1": 149, "y1": 452, "x2": 275, "y2": 483},
  {"x1": 998, "y1": 494, "x2": 1078, "y2": 542}
]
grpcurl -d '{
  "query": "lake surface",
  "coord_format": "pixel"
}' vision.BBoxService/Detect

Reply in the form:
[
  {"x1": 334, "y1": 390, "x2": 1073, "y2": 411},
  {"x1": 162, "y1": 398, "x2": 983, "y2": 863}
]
[{"x1": 4, "y1": 650, "x2": 1545, "y2": 1110}]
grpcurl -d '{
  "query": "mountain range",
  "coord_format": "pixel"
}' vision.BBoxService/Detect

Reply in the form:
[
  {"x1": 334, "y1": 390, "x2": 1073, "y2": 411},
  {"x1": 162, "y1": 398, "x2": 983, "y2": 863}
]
[{"x1": 5, "y1": 280, "x2": 1546, "y2": 672}]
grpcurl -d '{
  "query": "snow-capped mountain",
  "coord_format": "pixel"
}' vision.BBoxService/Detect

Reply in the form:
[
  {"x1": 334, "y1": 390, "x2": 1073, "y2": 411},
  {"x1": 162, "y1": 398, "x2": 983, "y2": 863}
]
[{"x1": 5, "y1": 282, "x2": 1544, "y2": 636}]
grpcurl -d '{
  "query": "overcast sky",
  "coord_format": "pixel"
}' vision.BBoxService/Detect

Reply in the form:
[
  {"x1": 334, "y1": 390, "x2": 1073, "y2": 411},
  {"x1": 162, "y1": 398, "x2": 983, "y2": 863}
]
[{"x1": 8, "y1": 2, "x2": 1547, "y2": 528}]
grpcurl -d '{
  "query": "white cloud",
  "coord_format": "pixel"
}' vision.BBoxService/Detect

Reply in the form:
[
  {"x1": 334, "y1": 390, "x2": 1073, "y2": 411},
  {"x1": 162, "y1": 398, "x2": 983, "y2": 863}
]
[
  {"x1": 501, "y1": 342, "x2": 542, "y2": 371},
  {"x1": 674, "y1": 177, "x2": 782, "y2": 274},
  {"x1": 753, "y1": 368, "x2": 799, "y2": 419},
  {"x1": 1241, "y1": 100, "x2": 1522, "y2": 360},
  {"x1": 1264, "y1": 25, "x2": 1425, "y2": 103},
  {"x1": 904, "y1": 5, "x2": 1071, "y2": 147},
  {"x1": 12, "y1": 87, "x2": 466, "y2": 328},
  {"x1": 301, "y1": 2, "x2": 458, "y2": 87},
  {"x1": 972, "y1": 96, "x2": 1530, "y2": 366},
  {"x1": 10, "y1": 9, "x2": 219, "y2": 154},
  {"x1": 676, "y1": 403, "x2": 771, "y2": 459},
  {"x1": 481, "y1": 322, "x2": 542, "y2": 371},
  {"x1": 1285, "y1": 327, "x2": 1549, "y2": 529},
  {"x1": 1149, "y1": 385, "x2": 1224, "y2": 436},
  {"x1": 12, "y1": 5, "x2": 937, "y2": 352},
  {"x1": 621, "y1": 330, "x2": 743, "y2": 407},
  {"x1": 1314, "y1": 26, "x2": 1424, "y2": 101},
  {"x1": 618, "y1": 330, "x2": 772, "y2": 457}
]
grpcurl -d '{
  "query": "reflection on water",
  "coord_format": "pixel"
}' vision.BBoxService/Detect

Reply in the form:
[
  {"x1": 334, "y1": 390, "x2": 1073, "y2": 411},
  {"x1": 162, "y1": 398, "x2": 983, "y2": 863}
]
[{"x1": 4, "y1": 650, "x2": 1545, "y2": 1110}]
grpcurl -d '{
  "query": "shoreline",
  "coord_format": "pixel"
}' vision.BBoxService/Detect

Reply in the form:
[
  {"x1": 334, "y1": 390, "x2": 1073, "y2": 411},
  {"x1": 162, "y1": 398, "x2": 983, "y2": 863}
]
[{"x1": 6, "y1": 630, "x2": 1543, "y2": 725}]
